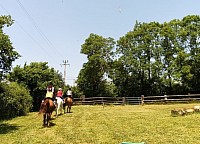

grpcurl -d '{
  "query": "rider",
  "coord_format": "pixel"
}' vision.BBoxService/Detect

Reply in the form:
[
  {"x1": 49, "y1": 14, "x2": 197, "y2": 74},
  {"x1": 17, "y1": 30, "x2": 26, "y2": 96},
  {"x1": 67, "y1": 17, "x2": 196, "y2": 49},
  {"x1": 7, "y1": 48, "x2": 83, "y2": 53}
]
[
  {"x1": 47, "y1": 82, "x2": 54, "y2": 93},
  {"x1": 67, "y1": 88, "x2": 73, "y2": 99},
  {"x1": 56, "y1": 88, "x2": 63, "y2": 102},
  {"x1": 44, "y1": 82, "x2": 55, "y2": 103}
]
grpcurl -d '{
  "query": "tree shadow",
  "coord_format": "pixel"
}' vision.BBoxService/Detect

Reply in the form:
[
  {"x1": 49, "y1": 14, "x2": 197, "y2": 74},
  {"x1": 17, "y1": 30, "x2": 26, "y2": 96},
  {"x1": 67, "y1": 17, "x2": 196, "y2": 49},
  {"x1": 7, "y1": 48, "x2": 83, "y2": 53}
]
[{"x1": 0, "y1": 123, "x2": 20, "y2": 134}]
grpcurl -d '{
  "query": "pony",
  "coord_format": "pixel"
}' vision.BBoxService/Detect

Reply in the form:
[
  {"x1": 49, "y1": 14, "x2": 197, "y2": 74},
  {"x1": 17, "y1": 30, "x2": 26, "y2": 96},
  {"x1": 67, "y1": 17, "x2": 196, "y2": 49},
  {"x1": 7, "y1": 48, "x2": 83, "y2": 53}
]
[
  {"x1": 55, "y1": 97, "x2": 64, "y2": 117},
  {"x1": 63, "y1": 96, "x2": 73, "y2": 113},
  {"x1": 38, "y1": 98, "x2": 55, "y2": 127}
]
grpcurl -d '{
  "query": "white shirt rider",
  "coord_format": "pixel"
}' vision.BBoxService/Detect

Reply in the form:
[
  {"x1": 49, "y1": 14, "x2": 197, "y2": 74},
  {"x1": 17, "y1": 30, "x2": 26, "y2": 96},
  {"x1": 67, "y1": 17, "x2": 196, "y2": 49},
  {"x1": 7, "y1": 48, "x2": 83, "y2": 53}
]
[{"x1": 67, "y1": 89, "x2": 72, "y2": 97}]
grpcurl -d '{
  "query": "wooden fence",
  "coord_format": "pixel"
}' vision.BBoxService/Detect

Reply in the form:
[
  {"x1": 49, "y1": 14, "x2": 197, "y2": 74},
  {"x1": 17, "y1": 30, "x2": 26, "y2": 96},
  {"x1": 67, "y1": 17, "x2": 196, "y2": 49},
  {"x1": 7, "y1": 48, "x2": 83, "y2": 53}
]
[
  {"x1": 72, "y1": 93, "x2": 200, "y2": 105},
  {"x1": 142, "y1": 93, "x2": 200, "y2": 104},
  {"x1": 73, "y1": 96, "x2": 141, "y2": 105}
]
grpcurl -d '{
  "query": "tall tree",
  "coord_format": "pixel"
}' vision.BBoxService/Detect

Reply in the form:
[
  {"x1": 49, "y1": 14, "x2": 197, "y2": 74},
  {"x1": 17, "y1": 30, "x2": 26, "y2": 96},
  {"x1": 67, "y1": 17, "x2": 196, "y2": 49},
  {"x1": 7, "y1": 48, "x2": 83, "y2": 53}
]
[
  {"x1": 159, "y1": 22, "x2": 178, "y2": 94},
  {"x1": 182, "y1": 15, "x2": 200, "y2": 93},
  {"x1": 116, "y1": 22, "x2": 162, "y2": 96},
  {"x1": 0, "y1": 15, "x2": 20, "y2": 80},
  {"x1": 77, "y1": 33, "x2": 115, "y2": 96},
  {"x1": 170, "y1": 18, "x2": 191, "y2": 94}
]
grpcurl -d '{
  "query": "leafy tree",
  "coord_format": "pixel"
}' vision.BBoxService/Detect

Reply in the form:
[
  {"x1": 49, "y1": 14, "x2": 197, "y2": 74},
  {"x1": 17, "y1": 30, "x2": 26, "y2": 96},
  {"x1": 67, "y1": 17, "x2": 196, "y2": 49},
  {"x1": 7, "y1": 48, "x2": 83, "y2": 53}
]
[
  {"x1": 77, "y1": 33, "x2": 116, "y2": 96},
  {"x1": 0, "y1": 15, "x2": 20, "y2": 80},
  {"x1": 116, "y1": 22, "x2": 163, "y2": 96},
  {"x1": 182, "y1": 15, "x2": 200, "y2": 93},
  {"x1": 8, "y1": 62, "x2": 64, "y2": 110},
  {"x1": 77, "y1": 15, "x2": 200, "y2": 97},
  {"x1": 169, "y1": 18, "x2": 191, "y2": 94}
]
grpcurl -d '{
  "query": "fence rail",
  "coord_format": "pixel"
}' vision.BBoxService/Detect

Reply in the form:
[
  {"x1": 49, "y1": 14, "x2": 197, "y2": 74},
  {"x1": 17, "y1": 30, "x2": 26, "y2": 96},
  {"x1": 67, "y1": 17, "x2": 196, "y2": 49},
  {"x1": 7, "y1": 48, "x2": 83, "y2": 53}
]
[
  {"x1": 73, "y1": 96, "x2": 141, "y2": 105},
  {"x1": 142, "y1": 93, "x2": 200, "y2": 104},
  {"x1": 72, "y1": 94, "x2": 200, "y2": 105}
]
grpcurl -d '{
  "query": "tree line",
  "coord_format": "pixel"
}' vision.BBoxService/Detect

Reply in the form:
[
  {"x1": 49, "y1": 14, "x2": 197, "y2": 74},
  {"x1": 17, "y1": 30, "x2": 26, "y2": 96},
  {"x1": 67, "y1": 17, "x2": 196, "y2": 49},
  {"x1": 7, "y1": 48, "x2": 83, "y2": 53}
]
[
  {"x1": 77, "y1": 15, "x2": 200, "y2": 97},
  {"x1": 1, "y1": 14, "x2": 200, "y2": 119}
]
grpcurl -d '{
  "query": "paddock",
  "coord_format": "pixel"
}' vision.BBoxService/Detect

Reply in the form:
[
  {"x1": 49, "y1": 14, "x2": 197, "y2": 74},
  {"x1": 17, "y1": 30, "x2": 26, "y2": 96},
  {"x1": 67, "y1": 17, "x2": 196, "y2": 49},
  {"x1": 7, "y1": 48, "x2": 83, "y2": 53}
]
[{"x1": 1, "y1": 104, "x2": 200, "y2": 144}]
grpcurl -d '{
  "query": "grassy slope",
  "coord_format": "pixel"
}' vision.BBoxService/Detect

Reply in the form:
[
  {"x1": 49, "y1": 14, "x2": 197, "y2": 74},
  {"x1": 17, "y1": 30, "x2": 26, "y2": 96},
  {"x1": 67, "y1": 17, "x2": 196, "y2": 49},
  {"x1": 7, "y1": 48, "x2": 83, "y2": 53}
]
[{"x1": 1, "y1": 103, "x2": 200, "y2": 144}]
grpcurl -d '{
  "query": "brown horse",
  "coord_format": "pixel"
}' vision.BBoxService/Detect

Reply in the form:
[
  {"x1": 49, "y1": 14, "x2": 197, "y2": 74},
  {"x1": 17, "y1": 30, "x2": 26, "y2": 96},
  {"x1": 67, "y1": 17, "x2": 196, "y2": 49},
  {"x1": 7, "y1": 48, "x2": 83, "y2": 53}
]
[
  {"x1": 63, "y1": 97, "x2": 73, "y2": 113},
  {"x1": 39, "y1": 98, "x2": 55, "y2": 126}
]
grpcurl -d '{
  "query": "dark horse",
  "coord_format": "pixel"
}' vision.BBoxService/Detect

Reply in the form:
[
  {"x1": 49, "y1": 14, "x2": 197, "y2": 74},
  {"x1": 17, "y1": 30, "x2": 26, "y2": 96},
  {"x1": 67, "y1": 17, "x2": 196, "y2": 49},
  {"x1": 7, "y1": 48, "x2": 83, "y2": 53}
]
[
  {"x1": 63, "y1": 96, "x2": 73, "y2": 113},
  {"x1": 39, "y1": 98, "x2": 55, "y2": 126}
]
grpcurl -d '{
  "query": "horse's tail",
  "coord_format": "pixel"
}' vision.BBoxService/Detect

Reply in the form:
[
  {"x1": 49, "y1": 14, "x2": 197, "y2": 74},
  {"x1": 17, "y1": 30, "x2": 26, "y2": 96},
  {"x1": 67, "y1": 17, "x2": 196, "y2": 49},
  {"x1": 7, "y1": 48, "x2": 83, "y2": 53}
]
[{"x1": 38, "y1": 100, "x2": 49, "y2": 115}]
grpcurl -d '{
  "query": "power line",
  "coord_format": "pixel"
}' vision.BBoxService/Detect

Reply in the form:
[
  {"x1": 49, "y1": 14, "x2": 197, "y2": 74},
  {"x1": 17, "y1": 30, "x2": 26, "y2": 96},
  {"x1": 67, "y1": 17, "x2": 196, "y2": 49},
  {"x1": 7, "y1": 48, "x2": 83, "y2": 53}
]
[
  {"x1": 0, "y1": 3, "x2": 56, "y2": 63},
  {"x1": 1, "y1": 1, "x2": 73, "y2": 79},
  {"x1": 15, "y1": 0, "x2": 66, "y2": 62}
]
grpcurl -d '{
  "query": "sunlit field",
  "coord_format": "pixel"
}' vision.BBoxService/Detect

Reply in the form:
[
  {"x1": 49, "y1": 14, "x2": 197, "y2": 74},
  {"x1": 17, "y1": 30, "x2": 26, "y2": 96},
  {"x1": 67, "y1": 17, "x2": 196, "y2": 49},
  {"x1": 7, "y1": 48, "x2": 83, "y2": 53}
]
[{"x1": 1, "y1": 103, "x2": 200, "y2": 144}]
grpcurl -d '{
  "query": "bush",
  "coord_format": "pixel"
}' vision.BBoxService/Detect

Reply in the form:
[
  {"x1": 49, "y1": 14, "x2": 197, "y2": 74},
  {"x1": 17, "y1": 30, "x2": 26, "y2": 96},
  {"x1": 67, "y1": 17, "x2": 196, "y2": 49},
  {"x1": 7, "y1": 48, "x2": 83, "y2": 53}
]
[{"x1": 0, "y1": 82, "x2": 33, "y2": 119}]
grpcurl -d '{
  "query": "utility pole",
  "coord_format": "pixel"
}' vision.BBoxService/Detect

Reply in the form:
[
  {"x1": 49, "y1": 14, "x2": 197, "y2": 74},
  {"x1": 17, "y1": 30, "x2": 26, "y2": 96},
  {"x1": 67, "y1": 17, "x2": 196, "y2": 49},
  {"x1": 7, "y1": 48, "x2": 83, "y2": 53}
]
[{"x1": 61, "y1": 60, "x2": 70, "y2": 85}]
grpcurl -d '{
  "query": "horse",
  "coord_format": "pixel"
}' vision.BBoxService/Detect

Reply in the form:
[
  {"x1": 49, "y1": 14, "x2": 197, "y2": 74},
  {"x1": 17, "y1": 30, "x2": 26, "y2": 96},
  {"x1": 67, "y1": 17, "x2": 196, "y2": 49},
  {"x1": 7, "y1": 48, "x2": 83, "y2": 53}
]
[
  {"x1": 38, "y1": 98, "x2": 56, "y2": 127},
  {"x1": 63, "y1": 96, "x2": 73, "y2": 113},
  {"x1": 55, "y1": 97, "x2": 64, "y2": 117}
]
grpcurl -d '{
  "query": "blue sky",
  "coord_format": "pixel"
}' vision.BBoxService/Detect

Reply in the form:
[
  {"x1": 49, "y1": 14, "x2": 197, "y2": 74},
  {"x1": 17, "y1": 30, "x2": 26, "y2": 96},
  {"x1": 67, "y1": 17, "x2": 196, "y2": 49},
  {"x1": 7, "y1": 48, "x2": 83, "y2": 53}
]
[{"x1": 0, "y1": 0, "x2": 200, "y2": 86}]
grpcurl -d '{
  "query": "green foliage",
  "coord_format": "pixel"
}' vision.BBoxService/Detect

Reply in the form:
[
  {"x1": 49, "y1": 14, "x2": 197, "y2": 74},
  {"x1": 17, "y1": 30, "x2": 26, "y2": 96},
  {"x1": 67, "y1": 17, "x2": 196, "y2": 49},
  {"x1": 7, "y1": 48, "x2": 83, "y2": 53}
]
[
  {"x1": 76, "y1": 15, "x2": 200, "y2": 96},
  {"x1": 77, "y1": 33, "x2": 116, "y2": 96},
  {"x1": 8, "y1": 62, "x2": 64, "y2": 110},
  {"x1": 113, "y1": 15, "x2": 200, "y2": 96},
  {"x1": 0, "y1": 82, "x2": 32, "y2": 119},
  {"x1": 100, "y1": 80, "x2": 118, "y2": 97},
  {"x1": 0, "y1": 15, "x2": 20, "y2": 80}
]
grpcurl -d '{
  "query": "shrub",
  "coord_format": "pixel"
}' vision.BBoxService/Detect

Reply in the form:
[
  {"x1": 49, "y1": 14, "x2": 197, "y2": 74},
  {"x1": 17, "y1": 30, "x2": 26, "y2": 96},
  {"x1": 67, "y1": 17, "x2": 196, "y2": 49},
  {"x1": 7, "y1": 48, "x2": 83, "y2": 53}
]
[{"x1": 0, "y1": 82, "x2": 33, "y2": 119}]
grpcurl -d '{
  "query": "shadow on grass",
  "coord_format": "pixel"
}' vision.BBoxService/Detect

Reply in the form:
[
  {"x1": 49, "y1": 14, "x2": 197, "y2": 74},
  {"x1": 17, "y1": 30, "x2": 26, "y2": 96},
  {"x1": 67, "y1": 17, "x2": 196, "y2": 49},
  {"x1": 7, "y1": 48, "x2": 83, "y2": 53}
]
[
  {"x1": 0, "y1": 123, "x2": 20, "y2": 134},
  {"x1": 50, "y1": 117, "x2": 56, "y2": 120},
  {"x1": 40, "y1": 122, "x2": 56, "y2": 128},
  {"x1": 48, "y1": 122, "x2": 56, "y2": 127},
  {"x1": 65, "y1": 111, "x2": 73, "y2": 114}
]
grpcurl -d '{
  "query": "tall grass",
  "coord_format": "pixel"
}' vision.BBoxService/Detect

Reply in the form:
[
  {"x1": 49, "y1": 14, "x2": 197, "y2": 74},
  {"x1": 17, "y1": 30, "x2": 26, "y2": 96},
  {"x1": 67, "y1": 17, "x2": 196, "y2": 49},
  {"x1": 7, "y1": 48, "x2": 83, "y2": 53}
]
[{"x1": 1, "y1": 103, "x2": 200, "y2": 144}]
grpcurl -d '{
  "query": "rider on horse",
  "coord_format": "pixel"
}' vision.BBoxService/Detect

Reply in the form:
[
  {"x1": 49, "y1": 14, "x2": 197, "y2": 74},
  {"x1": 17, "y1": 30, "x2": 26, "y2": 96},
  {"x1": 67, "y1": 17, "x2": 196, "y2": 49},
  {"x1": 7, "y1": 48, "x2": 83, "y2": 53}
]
[
  {"x1": 56, "y1": 88, "x2": 63, "y2": 102},
  {"x1": 43, "y1": 82, "x2": 55, "y2": 105},
  {"x1": 67, "y1": 88, "x2": 73, "y2": 99}
]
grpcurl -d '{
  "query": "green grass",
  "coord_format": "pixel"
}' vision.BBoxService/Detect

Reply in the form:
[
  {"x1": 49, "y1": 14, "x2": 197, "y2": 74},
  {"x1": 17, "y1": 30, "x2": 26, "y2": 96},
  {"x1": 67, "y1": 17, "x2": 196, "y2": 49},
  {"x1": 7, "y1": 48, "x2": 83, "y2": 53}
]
[{"x1": 1, "y1": 103, "x2": 200, "y2": 144}]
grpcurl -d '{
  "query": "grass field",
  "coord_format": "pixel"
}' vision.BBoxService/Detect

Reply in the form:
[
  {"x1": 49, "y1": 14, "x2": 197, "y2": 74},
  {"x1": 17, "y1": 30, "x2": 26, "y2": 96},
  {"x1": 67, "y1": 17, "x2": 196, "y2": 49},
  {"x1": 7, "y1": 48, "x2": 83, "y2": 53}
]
[{"x1": 1, "y1": 103, "x2": 200, "y2": 144}]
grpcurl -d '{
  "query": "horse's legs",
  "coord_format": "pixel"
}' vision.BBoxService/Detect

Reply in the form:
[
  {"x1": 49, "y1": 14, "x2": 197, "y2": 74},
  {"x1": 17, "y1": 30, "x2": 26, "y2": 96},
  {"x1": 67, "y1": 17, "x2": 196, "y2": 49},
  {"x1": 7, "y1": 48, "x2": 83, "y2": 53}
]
[
  {"x1": 47, "y1": 113, "x2": 50, "y2": 127},
  {"x1": 60, "y1": 102, "x2": 63, "y2": 114},
  {"x1": 43, "y1": 113, "x2": 47, "y2": 126},
  {"x1": 69, "y1": 106, "x2": 71, "y2": 113},
  {"x1": 63, "y1": 106, "x2": 65, "y2": 114},
  {"x1": 50, "y1": 112, "x2": 52, "y2": 120},
  {"x1": 56, "y1": 106, "x2": 59, "y2": 117},
  {"x1": 63, "y1": 103, "x2": 66, "y2": 114},
  {"x1": 67, "y1": 106, "x2": 71, "y2": 113},
  {"x1": 57, "y1": 103, "x2": 62, "y2": 117}
]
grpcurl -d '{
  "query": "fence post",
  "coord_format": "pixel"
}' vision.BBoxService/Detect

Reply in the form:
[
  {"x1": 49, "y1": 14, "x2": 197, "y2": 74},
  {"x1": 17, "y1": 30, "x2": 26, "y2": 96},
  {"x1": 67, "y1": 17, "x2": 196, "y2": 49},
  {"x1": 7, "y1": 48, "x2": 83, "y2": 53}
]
[
  {"x1": 81, "y1": 95, "x2": 85, "y2": 104},
  {"x1": 164, "y1": 95, "x2": 167, "y2": 100},
  {"x1": 122, "y1": 97, "x2": 125, "y2": 105},
  {"x1": 141, "y1": 95, "x2": 144, "y2": 105},
  {"x1": 164, "y1": 95, "x2": 167, "y2": 103}
]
